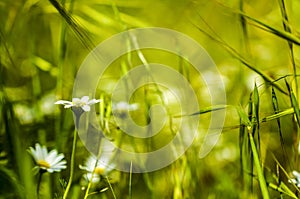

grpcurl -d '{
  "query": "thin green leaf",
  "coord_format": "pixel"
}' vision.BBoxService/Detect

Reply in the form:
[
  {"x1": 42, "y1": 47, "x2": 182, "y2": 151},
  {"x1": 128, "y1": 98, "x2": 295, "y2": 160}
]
[
  {"x1": 236, "y1": 105, "x2": 252, "y2": 127},
  {"x1": 278, "y1": 0, "x2": 298, "y2": 96},
  {"x1": 227, "y1": 7, "x2": 300, "y2": 46},
  {"x1": 48, "y1": 0, "x2": 95, "y2": 51},
  {"x1": 193, "y1": 20, "x2": 288, "y2": 95},
  {"x1": 261, "y1": 108, "x2": 294, "y2": 123},
  {"x1": 268, "y1": 182, "x2": 297, "y2": 199},
  {"x1": 286, "y1": 80, "x2": 300, "y2": 127},
  {"x1": 271, "y1": 87, "x2": 290, "y2": 170},
  {"x1": 248, "y1": 129, "x2": 270, "y2": 199},
  {"x1": 253, "y1": 84, "x2": 259, "y2": 126},
  {"x1": 253, "y1": 84, "x2": 261, "y2": 159},
  {"x1": 176, "y1": 105, "x2": 227, "y2": 117},
  {"x1": 291, "y1": 92, "x2": 300, "y2": 127}
]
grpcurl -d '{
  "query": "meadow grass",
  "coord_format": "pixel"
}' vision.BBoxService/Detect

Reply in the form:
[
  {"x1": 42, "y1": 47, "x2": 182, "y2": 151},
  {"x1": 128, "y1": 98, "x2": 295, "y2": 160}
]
[{"x1": 1, "y1": 0, "x2": 300, "y2": 198}]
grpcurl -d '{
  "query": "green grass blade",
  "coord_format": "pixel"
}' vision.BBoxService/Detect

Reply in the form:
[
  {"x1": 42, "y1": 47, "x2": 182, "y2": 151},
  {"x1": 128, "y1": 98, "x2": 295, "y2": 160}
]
[
  {"x1": 260, "y1": 108, "x2": 294, "y2": 123},
  {"x1": 222, "y1": 5, "x2": 300, "y2": 46},
  {"x1": 48, "y1": 0, "x2": 95, "y2": 51},
  {"x1": 291, "y1": 91, "x2": 300, "y2": 127},
  {"x1": 286, "y1": 80, "x2": 300, "y2": 127},
  {"x1": 268, "y1": 182, "x2": 297, "y2": 199},
  {"x1": 253, "y1": 84, "x2": 259, "y2": 127},
  {"x1": 253, "y1": 83, "x2": 261, "y2": 157},
  {"x1": 174, "y1": 105, "x2": 227, "y2": 117},
  {"x1": 278, "y1": 0, "x2": 298, "y2": 96},
  {"x1": 193, "y1": 20, "x2": 287, "y2": 95},
  {"x1": 248, "y1": 129, "x2": 270, "y2": 199},
  {"x1": 236, "y1": 106, "x2": 252, "y2": 127},
  {"x1": 271, "y1": 87, "x2": 290, "y2": 169}
]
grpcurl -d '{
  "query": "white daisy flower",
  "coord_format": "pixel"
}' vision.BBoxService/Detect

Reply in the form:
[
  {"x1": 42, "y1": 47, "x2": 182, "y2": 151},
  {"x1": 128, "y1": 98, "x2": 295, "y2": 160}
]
[
  {"x1": 28, "y1": 143, "x2": 67, "y2": 173},
  {"x1": 112, "y1": 101, "x2": 139, "y2": 118},
  {"x1": 80, "y1": 154, "x2": 115, "y2": 183},
  {"x1": 55, "y1": 96, "x2": 101, "y2": 112},
  {"x1": 289, "y1": 170, "x2": 300, "y2": 187}
]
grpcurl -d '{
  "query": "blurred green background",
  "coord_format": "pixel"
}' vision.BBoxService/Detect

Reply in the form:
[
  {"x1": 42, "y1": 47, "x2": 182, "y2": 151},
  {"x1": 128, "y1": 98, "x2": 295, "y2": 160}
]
[{"x1": 1, "y1": 0, "x2": 300, "y2": 198}]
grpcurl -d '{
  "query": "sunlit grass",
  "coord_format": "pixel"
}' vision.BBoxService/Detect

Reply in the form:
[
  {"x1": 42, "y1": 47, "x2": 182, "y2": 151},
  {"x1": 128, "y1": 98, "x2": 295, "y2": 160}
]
[{"x1": 1, "y1": 0, "x2": 300, "y2": 198}]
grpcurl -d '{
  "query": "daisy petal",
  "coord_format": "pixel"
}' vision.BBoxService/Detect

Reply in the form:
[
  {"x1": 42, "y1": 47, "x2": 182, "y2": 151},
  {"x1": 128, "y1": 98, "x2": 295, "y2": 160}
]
[
  {"x1": 82, "y1": 105, "x2": 91, "y2": 112},
  {"x1": 55, "y1": 100, "x2": 72, "y2": 105},
  {"x1": 88, "y1": 99, "x2": 101, "y2": 105},
  {"x1": 81, "y1": 96, "x2": 89, "y2": 102}
]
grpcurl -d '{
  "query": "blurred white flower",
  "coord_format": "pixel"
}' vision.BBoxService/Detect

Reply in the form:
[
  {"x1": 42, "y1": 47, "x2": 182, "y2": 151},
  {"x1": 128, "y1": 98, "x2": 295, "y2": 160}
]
[
  {"x1": 112, "y1": 101, "x2": 139, "y2": 118},
  {"x1": 80, "y1": 154, "x2": 115, "y2": 183},
  {"x1": 28, "y1": 143, "x2": 67, "y2": 173},
  {"x1": 13, "y1": 104, "x2": 35, "y2": 124},
  {"x1": 289, "y1": 170, "x2": 300, "y2": 187},
  {"x1": 55, "y1": 96, "x2": 101, "y2": 112}
]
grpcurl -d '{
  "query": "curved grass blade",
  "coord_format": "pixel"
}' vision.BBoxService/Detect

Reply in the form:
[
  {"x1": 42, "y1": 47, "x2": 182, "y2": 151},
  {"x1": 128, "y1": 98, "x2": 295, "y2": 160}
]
[
  {"x1": 174, "y1": 105, "x2": 227, "y2": 117},
  {"x1": 253, "y1": 83, "x2": 261, "y2": 158},
  {"x1": 268, "y1": 182, "x2": 297, "y2": 199},
  {"x1": 278, "y1": 0, "x2": 298, "y2": 96},
  {"x1": 248, "y1": 128, "x2": 270, "y2": 199},
  {"x1": 271, "y1": 87, "x2": 291, "y2": 170},
  {"x1": 261, "y1": 108, "x2": 294, "y2": 123},
  {"x1": 290, "y1": 90, "x2": 300, "y2": 127},
  {"x1": 48, "y1": 0, "x2": 95, "y2": 51},
  {"x1": 286, "y1": 80, "x2": 300, "y2": 127},
  {"x1": 216, "y1": 2, "x2": 300, "y2": 46},
  {"x1": 193, "y1": 18, "x2": 287, "y2": 95}
]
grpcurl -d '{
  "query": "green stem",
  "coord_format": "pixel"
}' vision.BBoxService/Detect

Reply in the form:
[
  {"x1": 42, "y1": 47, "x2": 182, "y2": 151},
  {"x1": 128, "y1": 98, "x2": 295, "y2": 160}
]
[
  {"x1": 83, "y1": 175, "x2": 93, "y2": 199},
  {"x1": 83, "y1": 161, "x2": 99, "y2": 199},
  {"x1": 248, "y1": 128, "x2": 270, "y2": 199},
  {"x1": 36, "y1": 171, "x2": 44, "y2": 199},
  {"x1": 129, "y1": 161, "x2": 132, "y2": 199},
  {"x1": 63, "y1": 128, "x2": 77, "y2": 199},
  {"x1": 84, "y1": 135, "x2": 103, "y2": 199},
  {"x1": 106, "y1": 176, "x2": 117, "y2": 199}
]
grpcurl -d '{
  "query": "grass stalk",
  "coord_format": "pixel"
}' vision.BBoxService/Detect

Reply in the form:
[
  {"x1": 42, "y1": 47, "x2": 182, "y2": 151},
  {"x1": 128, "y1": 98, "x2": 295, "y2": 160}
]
[
  {"x1": 193, "y1": 17, "x2": 287, "y2": 95},
  {"x1": 129, "y1": 161, "x2": 133, "y2": 199},
  {"x1": 63, "y1": 128, "x2": 77, "y2": 199},
  {"x1": 248, "y1": 127, "x2": 270, "y2": 199},
  {"x1": 278, "y1": 0, "x2": 298, "y2": 97},
  {"x1": 106, "y1": 176, "x2": 117, "y2": 199},
  {"x1": 36, "y1": 171, "x2": 43, "y2": 199}
]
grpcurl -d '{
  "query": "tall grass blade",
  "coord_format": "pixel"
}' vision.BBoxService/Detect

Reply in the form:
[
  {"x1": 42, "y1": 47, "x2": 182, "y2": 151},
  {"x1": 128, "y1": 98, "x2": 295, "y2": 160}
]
[
  {"x1": 215, "y1": 2, "x2": 300, "y2": 46},
  {"x1": 253, "y1": 84, "x2": 261, "y2": 157},
  {"x1": 174, "y1": 105, "x2": 227, "y2": 117},
  {"x1": 48, "y1": 0, "x2": 95, "y2": 51},
  {"x1": 236, "y1": 104, "x2": 253, "y2": 193},
  {"x1": 286, "y1": 80, "x2": 300, "y2": 127},
  {"x1": 247, "y1": 95, "x2": 254, "y2": 194},
  {"x1": 278, "y1": 0, "x2": 298, "y2": 96},
  {"x1": 129, "y1": 161, "x2": 133, "y2": 199},
  {"x1": 239, "y1": 118, "x2": 246, "y2": 185},
  {"x1": 193, "y1": 19, "x2": 287, "y2": 95},
  {"x1": 271, "y1": 87, "x2": 290, "y2": 169},
  {"x1": 248, "y1": 128, "x2": 270, "y2": 199},
  {"x1": 236, "y1": 106, "x2": 252, "y2": 127}
]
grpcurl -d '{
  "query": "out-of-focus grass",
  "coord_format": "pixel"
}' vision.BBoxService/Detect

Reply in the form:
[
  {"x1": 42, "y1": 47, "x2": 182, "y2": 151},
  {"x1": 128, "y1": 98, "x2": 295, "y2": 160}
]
[{"x1": 1, "y1": 0, "x2": 300, "y2": 198}]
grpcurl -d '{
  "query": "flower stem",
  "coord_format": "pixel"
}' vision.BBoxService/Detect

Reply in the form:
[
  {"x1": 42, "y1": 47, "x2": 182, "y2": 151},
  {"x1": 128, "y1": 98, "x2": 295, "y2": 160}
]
[
  {"x1": 84, "y1": 139, "x2": 103, "y2": 199},
  {"x1": 63, "y1": 128, "x2": 77, "y2": 199},
  {"x1": 83, "y1": 172, "x2": 95, "y2": 199},
  {"x1": 36, "y1": 171, "x2": 44, "y2": 199},
  {"x1": 106, "y1": 176, "x2": 117, "y2": 199}
]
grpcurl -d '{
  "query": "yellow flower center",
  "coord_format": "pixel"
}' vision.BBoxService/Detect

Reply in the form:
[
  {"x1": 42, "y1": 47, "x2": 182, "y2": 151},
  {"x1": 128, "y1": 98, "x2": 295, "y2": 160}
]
[
  {"x1": 94, "y1": 167, "x2": 105, "y2": 175},
  {"x1": 37, "y1": 160, "x2": 50, "y2": 169}
]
